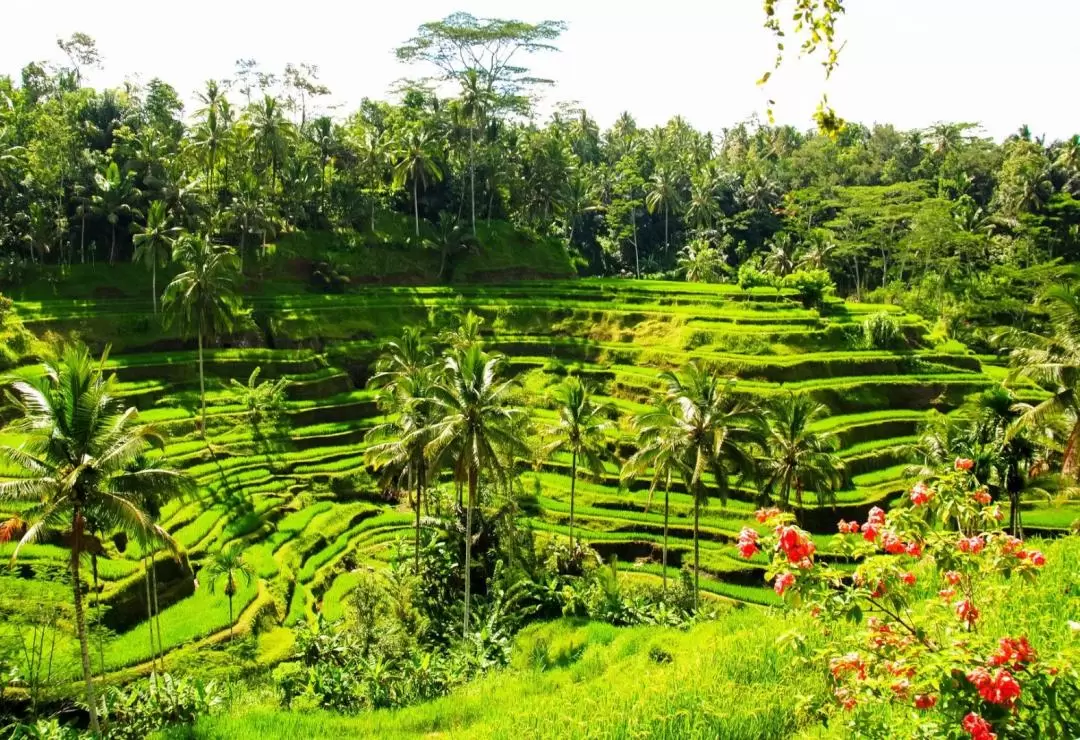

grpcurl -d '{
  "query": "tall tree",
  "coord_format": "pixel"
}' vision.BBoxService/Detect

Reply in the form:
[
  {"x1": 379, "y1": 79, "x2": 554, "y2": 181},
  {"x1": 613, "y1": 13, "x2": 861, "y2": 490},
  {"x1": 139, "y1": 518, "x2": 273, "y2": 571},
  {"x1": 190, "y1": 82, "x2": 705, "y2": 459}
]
[
  {"x1": 132, "y1": 200, "x2": 178, "y2": 314},
  {"x1": 92, "y1": 161, "x2": 141, "y2": 264},
  {"x1": 646, "y1": 166, "x2": 682, "y2": 253},
  {"x1": 426, "y1": 346, "x2": 528, "y2": 637},
  {"x1": 542, "y1": 377, "x2": 611, "y2": 550},
  {"x1": 205, "y1": 544, "x2": 254, "y2": 640},
  {"x1": 162, "y1": 234, "x2": 242, "y2": 436},
  {"x1": 759, "y1": 392, "x2": 844, "y2": 516},
  {"x1": 392, "y1": 126, "x2": 443, "y2": 237},
  {"x1": 0, "y1": 344, "x2": 191, "y2": 733}
]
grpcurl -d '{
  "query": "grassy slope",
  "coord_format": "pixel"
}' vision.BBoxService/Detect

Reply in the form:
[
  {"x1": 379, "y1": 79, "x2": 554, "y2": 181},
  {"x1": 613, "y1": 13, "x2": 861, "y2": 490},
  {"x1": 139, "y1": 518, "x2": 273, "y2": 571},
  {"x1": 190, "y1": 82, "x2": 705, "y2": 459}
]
[{"x1": 167, "y1": 536, "x2": 1080, "y2": 740}]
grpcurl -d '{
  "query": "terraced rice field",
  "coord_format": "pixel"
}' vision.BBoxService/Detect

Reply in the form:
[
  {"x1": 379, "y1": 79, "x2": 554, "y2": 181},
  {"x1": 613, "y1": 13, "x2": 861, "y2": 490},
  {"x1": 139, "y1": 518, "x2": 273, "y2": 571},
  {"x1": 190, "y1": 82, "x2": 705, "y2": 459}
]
[{"x1": 2, "y1": 278, "x2": 1074, "y2": 682}]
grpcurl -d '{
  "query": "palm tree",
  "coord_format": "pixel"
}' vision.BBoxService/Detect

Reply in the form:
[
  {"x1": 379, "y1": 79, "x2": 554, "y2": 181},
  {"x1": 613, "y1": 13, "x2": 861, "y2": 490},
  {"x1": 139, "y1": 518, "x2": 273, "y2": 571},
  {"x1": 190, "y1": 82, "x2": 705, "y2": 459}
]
[
  {"x1": 132, "y1": 201, "x2": 178, "y2": 314},
  {"x1": 250, "y1": 95, "x2": 293, "y2": 191},
  {"x1": 646, "y1": 166, "x2": 682, "y2": 253},
  {"x1": 92, "y1": 160, "x2": 141, "y2": 264},
  {"x1": 424, "y1": 212, "x2": 476, "y2": 281},
  {"x1": 393, "y1": 126, "x2": 444, "y2": 237},
  {"x1": 366, "y1": 329, "x2": 436, "y2": 574},
  {"x1": 162, "y1": 234, "x2": 242, "y2": 436},
  {"x1": 678, "y1": 240, "x2": 725, "y2": 283},
  {"x1": 224, "y1": 172, "x2": 274, "y2": 272},
  {"x1": 659, "y1": 363, "x2": 760, "y2": 606},
  {"x1": 228, "y1": 366, "x2": 289, "y2": 428},
  {"x1": 205, "y1": 544, "x2": 254, "y2": 640},
  {"x1": 542, "y1": 378, "x2": 611, "y2": 550},
  {"x1": 354, "y1": 128, "x2": 390, "y2": 232},
  {"x1": 621, "y1": 402, "x2": 686, "y2": 591},
  {"x1": 192, "y1": 80, "x2": 226, "y2": 199},
  {"x1": 0, "y1": 344, "x2": 191, "y2": 733},
  {"x1": 686, "y1": 169, "x2": 721, "y2": 232},
  {"x1": 1006, "y1": 280, "x2": 1080, "y2": 479},
  {"x1": 764, "y1": 232, "x2": 798, "y2": 278},
  {"x1": 459, "y1": 69, "x2": 494, "y2": 236},
  {"x1": 759, "y1": 392, "x2": 844, "y2": 518},
  {"x1": 426, "y1": 346, "x2": 528, "y2": 637}
]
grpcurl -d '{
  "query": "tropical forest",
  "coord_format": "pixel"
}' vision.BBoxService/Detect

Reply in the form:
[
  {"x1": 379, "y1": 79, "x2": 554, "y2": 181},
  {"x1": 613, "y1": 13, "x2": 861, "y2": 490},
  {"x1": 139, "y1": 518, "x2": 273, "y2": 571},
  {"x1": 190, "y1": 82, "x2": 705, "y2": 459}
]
[{"x1": 0, "y1": 4, "x2": 1079, "y2": 738}]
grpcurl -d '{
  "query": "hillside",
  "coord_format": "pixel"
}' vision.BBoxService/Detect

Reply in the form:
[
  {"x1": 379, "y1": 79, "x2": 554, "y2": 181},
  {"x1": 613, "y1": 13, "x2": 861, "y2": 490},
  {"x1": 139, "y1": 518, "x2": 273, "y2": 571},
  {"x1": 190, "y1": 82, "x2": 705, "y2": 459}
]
[{"x1": 3, "y1": 274, "x2": 1074, "y2": 697}]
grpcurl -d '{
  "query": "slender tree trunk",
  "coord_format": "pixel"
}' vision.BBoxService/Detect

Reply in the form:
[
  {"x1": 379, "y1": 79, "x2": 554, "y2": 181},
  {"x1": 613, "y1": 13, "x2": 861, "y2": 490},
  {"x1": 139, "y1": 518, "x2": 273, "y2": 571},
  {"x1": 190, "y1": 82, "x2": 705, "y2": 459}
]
[
  {"x1": 151, "y1": 259, "x2": 157, "y2": 314},
  {"x1": 151, "y1": 560, "x2": 164, "y2": 668},
  {"x1": 463, "y1": 466, "x2": 477, "y2": 639},
  {"x1": 662, "y1": 483, "x2": 670, "y2": 592},
  {"x1": 92, "y1": 553, "x2": 104, "y2": 675},
  {"x1": 415, "y1": 457, "x2": 423, "y2": 576},
  {"x1": 228, "y1": 594, "x2": 234, "y2": 640},
  {"x1": 144, "y1": 555, "x2": 157, "y2": 672},
  {"x1": 80, "y1": 213, "x2": 86, "y2": 264},
  {"x1": 470, "y1": 127, "x2": 476, "y2": 237},
  {"x1": 414, "y1": 177, "x2": 420, "y2": 237},
  {"x1": 110, "y1": 222, "x2": 117, "y2": 265},
  {"x1": 693, "y1": 491, "x2": 700, "y2": 610},
  {"x1": 664, "y1": 206, "x2": 669, "y2": 253},
  {"x1": 569, "y1": 449, "x2": 578, "y2": 551},
  {"x1": 239, "y1": 230, "x2": 246, "y2": 276},
  {"x1": 632, "y1": 206, "x2": 640, "y2": 279},
  {"x1": 71, "y1": 510, "x2": 100, "y2": 733},
  {"x1": 198, "y1": 327, "x2": 207, "y2": 438}
]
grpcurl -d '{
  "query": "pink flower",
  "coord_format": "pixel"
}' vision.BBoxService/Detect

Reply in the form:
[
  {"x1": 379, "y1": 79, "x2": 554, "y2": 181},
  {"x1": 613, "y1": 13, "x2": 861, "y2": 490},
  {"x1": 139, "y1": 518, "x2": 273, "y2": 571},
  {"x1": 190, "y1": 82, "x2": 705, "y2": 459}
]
[
  {"x1": 904, "y1": 541, "x2": 922, "y2": 557},
  {"x1": 958, "y1": 535, "x2": 985, "y2": 554},
  {"x1": 773, "y1": 571, "x2": 795, "y2": 596},
  {"x1": 881, "y1": 531, "x2": 906, "y2": 554},
  {"x1": 962, "y1": 712, "x2": 996, "y2": 740},
  {"x1": 955, "y1": 457, "x2": 975, "y2": 472},
  {"x1": 909, "y1": 481, "x2": 932, "y2": 506},
  {"x1": 990, "y1": 636, "x2": 1035, "y2": 667},
  {"x1": 944, "y1": 570, "x2": 962, "y2": 585},
  {"x1": 939, "y1": 587, "x2": 956, "y2": 600},
  {"x1": 867, "y1": 506, "x2": 886, "y2": 525},
  {"x1": 736, "y1": 527, "x2": 759, "y2": 559},
  {"x1": 837, "y1": 519, "x2": 860, "y2": 534},
  {"x1": 967, "y1": 668, "x2": 1022, "y2": 707},
  {"x1": 834, "y1": 687, "x2": 857, "y2": 711},
  {"x1": 1028, "y1": 550, "x2": 1046, "y2": 567},
  {"x1": 861, "y1": 521, "x2": 880, "y2": 542},
  {"x1": 900, "y1": 572, "x2": 916, "y2": 586},
  {"x1": 973, "y1": 486, "x2": 992, "y2": 505},
  {"x1": 755, "y1": 507, "x2": 781, "y2": 523},
  {"x1": 914, "y1": 693, "x2": 937, "y2": 710},
  {"x1": 775, "y1": 525, "x2": 815, "y2": 563},
  {"x1": 956, "y1": 599, "x2": 979, "y2": 625}
]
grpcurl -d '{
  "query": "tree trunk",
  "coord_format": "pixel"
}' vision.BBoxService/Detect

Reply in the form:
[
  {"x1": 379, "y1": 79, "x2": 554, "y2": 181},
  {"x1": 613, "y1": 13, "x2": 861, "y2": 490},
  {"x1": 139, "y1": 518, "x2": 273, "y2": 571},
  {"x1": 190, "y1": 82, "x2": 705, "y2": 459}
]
[
  {"x1": 151, "y1": 559, "x2": 164, "y2": 668},
  {"x1": 228, "y1": 594, "x2": 234, "y2": 640},
  {"x1": 463, "y1": 466, "x2": 477, "y2": 639},
  {"x1": 110, "y1": 222, "x2": 117, "y2": 265},
  {"x1": 80, "y1": 212, "x2": 86, "y2": 264},
  {"x1": 71, "y1": 510, "x2": 100, "y2": 733},
  {"x1": 151, "y1": 259, "x2": 157, "y2": 314},
  {"x1": 662, "y1": 483, "x2": 670, "y2": 591},
  {"x1": 569, "y1": 449, "x2": 577, "y2": 551},
  {"x1": 414, "y1": 177, "x2": 420, "y2": 238},
  {"x1": 664, "y1": 206, "x2": 669, "y2": 254},
  {"x1": 632, "y1": 206, "x2": 640, "y2": 279},
  {"x1": 92, "y1": 554, "x2": 104, "y2": 675},
  {"x1": 415, "y1": 456, "x2": 423, "y2": 576},
  {"x1": 1062, "y1": 419, "x2": 1080, "y2": 480},
  {"x1": 693, "y1": 492, "x2": 700, "y2": 610},
  {"x1": 144, "y1": 555, "x2": 157, "y2": 672},
  {"x1": 198, "y1": 327, "x2": 207, "y2": 438},
  {"x1": 239, "y1": 229, "x2": 246, "y2": 276},
  {"x1": 470, "y1": 127, "x2": 476, "y2": 237}
]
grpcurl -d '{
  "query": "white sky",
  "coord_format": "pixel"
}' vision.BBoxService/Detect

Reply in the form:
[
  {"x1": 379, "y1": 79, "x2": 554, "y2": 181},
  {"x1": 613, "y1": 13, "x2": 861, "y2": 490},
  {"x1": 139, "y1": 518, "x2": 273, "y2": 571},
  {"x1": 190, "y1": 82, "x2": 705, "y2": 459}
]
[{"x1": 3, "y1": 0, "x2": 1078, "y2": 142}]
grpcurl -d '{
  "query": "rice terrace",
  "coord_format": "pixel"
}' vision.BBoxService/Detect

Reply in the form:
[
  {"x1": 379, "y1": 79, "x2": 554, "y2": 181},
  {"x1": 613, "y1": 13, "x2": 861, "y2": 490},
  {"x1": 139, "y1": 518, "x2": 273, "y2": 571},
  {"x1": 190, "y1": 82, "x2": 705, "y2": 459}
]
[{"x1": 1, "y1": 3, "x2": 1079, "y2": 739}]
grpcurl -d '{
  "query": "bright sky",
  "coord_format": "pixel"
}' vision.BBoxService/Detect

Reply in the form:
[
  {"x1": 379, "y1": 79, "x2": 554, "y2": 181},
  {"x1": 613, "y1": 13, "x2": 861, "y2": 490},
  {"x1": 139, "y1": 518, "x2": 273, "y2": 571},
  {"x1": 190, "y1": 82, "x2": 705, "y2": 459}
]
[{"x1": 3, "y1": 1, "x2": 1078, "y2": 142}]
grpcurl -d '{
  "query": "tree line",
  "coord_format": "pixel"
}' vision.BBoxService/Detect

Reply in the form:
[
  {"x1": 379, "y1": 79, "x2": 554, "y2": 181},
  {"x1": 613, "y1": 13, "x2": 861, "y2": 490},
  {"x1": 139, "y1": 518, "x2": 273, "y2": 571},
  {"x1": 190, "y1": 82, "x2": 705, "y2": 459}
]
[{"x1": 2, "y1": 21, "x2": 1079, "y2": 340}]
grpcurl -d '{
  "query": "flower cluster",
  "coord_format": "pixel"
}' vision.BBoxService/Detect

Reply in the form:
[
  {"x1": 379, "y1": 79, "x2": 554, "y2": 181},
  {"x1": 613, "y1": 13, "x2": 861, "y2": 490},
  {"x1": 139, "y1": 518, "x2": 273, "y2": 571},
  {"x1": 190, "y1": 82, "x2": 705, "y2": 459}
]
[
  {"x1": 963, "y1": 712, "x2": 996, "y2": 740},
  {"x1": 966, "y1": 667, "x2": 1022, "y2": 707},
  {"x1": 737, "y1": 527, "x2": 760, "y2": 559}
]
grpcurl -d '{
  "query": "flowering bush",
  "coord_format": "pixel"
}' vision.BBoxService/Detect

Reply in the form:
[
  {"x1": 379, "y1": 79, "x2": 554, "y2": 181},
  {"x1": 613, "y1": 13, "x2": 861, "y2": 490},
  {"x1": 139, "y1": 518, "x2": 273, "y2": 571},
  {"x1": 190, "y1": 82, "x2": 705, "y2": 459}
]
[{"x1": 740, "y1": 458, "x2": 1080, "y2": 738}]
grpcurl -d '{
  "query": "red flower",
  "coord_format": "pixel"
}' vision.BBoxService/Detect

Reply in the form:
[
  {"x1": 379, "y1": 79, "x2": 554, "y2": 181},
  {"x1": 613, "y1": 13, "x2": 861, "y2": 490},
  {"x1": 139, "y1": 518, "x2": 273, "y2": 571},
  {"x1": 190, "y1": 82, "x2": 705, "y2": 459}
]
[
  {"x1": 775, "y1": 525, "x2": 816, "y2": 563},
  {"x1": 881, "y1": 531, "x2": 906, "y2": 554},
  {"x1": 944, "y1": 570, "x2": 962, "y2": 585},
  {"x1": 939, "y1": 587, "x2": 956, "y2": 600},
  {"x1": 737, "y1": 527, "x2": 759, "y2": 559},
  {"x1": 1028, "y1": 550, "x2": 1046, "y2": 567},
  {"x1": 909, "y1": 481, "x2": 932, "y2": 506},
  {"x1": 861, "y1": 521, "x2": 880, "y2": 542},
  {"x1": 867, "y1": 506, "x2": 886, "y2": 525},
  {"x1": 890, "y1": 679, "x2": 910, "y2": 697},
  {"x1": 837, "y1": 519, "x2": 860, "y2": 534},
  {"x1": 755, "y1": 506, "x2": 781, "y2": 523},
  {"x1": 956, "y1": 599, "x2": 979, "y2": 625},
  {"x1": 870, "y1": 580, "x2": 887, "y2": 598},
  {"x1": 900, "y1": 571, "x2": 916, "y2": 586},
  {"x1": 829, "y1": 652, "x2": 866, "y2": 680},
  {"x1": 955, "y1": 457, "x2": 975, "y2": 472},
  {"x1": 773, "y1": 572, "x2": 795, "y2": 596},
  {"x1": 914, "y1": 694, "x2": 937, "y2": 710},
  {"x1": 962, "y1": 712, "x2": 996, "y2": 740},
  {"x1": 1001, "y1": 535, "x2": 1023, "y2": 554},
  {"x1": 973, "y1": 486, "x2": 992, "y2": 505},
  {"x1": 967, "y1": 668, "x2": 1021, "y2": 707},
  {"x1": 834, "y1": 687, "x2": 857, "y2": 711},
  {"x1": 904, "y1": 541, "x2": 923, "y2": 557},
  {"x1": 990, "y1": 636, "x2": 1035, "y2": 667}
]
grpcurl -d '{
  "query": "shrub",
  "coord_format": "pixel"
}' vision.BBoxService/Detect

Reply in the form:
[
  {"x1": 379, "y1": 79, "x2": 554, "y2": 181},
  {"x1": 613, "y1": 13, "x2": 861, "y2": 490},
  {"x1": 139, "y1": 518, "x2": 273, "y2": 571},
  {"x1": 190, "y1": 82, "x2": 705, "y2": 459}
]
[
  {"x1": 862, "y1": 312, "x2": 902, "y2": 349},
  {"x1": 737, "y1": 264, "x2": 777, "y2": 290},
  {"x1": 97, "y1": 673, "x2": 223, "y2": 739},
  {"x1": 781, "y1": 269, "x2": 835, "y2": 308}
]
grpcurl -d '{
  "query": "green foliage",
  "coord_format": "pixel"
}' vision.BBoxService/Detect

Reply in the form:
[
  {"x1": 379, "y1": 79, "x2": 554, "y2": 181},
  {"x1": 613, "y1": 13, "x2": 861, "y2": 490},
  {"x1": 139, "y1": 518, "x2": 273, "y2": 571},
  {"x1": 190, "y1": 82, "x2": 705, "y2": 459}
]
[{"x1": 862, "y1": 311, "x2": 902, "y2": 349}]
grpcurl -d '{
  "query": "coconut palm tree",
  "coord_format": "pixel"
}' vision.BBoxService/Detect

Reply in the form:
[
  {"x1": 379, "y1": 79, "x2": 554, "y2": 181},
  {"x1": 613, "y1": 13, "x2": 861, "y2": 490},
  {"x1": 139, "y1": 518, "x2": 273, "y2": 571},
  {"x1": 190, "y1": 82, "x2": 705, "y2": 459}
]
[
  {"x1": 393, "y1": 126, "x2": 444, "y2": 237},
  {"x1": 91, "y1": 160, "x2": 141, "y2": 264},
  {"x1": 205, "y1": 544, "x2": 254, "y2": 640},
  {"x1": 621, "y1": 401, "x2": 686, "y2": 590},
  {"x1": 162, "y1": 234, "x2": 242, "y2": 436},
  {"x1": 132, "y1": 201, "x2": 178, "y2": 314},
  {"x1": 1006, "y1": 279, "x2": 1080, "y2": 479},
  {"x1": 0, "y1": 344, "x2": 191, "y2": 733},
  {"x1": 459, "y1": 69, "x2": 495, "y2": 236},
  {"x1": 366, "y1": 329, "x2": 437, "y2": 574},
  {"x1": 250, "y1": 95, "x2": 294, "y2": 191},
  {"x1": 426, "y1": 345, "x2": 528, "y2": 637},
  {"x1": 645, "y1": 166, "x2": 682, "y2": 253},
  {"x1": 542, "y1": 377, "x2": 611, "y2": 550},
  {"x1": 764, "y1": 232, "x2": 798, "y2": 278},
  {"x1": 659, "y1": 363, "x2": 760, "y2": 606},
  {"x1": 759, "y1": 392, "x2": 844, "y2": 518},
  {"x1": 677, "y1": 239, "x2": 725, "y2": 283},
  {"x1": 424, "y1": 212, "x2": 476, "y2": 281}
]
